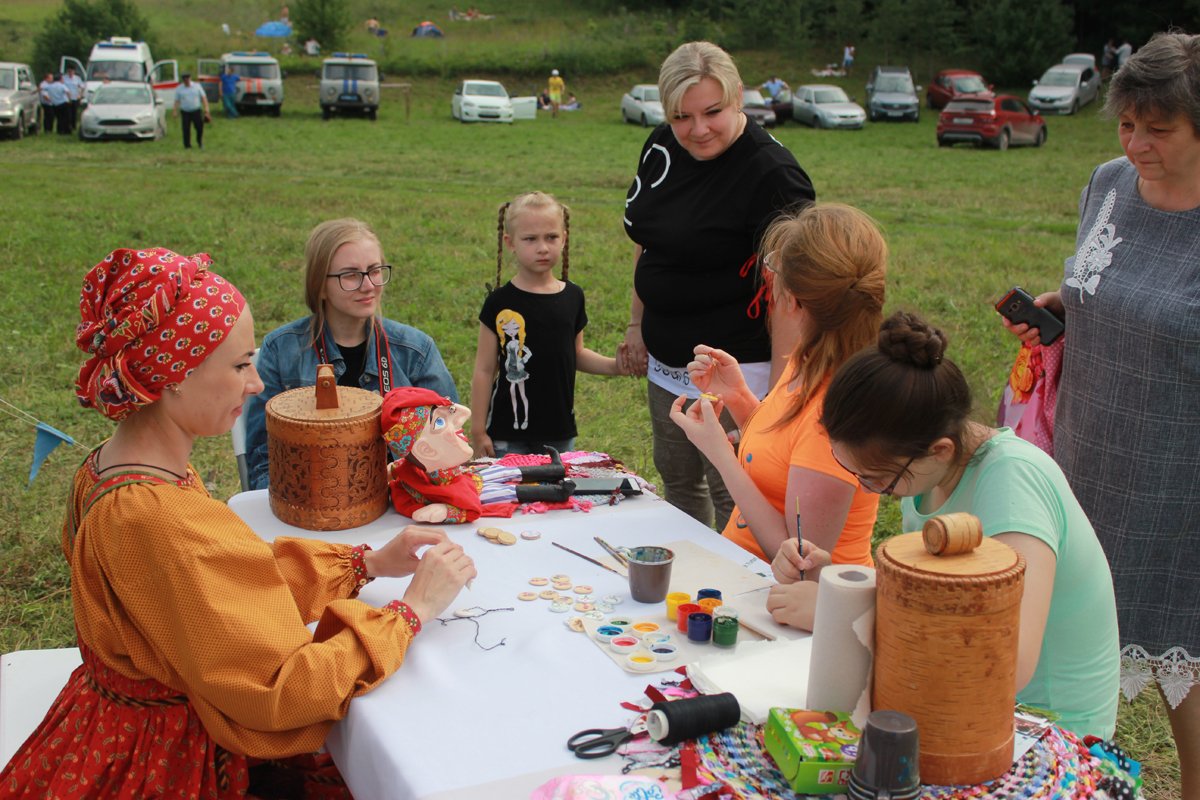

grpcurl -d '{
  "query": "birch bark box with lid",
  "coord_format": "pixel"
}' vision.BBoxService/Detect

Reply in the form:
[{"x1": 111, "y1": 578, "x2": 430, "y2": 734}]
[
  {"x1": 266, "y1": 364, "x2": 389, "y2": 530},
  {"x1": 873, "y1": 512, "x2": 1026, "y2": 786}
]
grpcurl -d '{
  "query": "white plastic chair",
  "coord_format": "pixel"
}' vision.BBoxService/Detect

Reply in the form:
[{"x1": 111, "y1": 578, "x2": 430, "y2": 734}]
[
  {"x1": 230, "y1": 349, "x2": 259, "y2": 493},
  {"x1": 0, "y1": 647, "x2": 83, "y2": 767}
]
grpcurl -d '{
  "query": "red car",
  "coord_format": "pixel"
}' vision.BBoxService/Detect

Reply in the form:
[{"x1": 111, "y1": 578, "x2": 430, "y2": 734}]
[
  {"x1": 926, "y1": 69, "x2": 993, "y2": 109},
  {"x1": 937, "y1": 95, "x2": 1047, "y2": 150}
]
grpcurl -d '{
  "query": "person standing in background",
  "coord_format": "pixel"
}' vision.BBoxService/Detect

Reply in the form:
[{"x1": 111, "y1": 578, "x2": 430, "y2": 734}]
[
  {"x1": 173, "y1": 73, "x2": 210, "y2": 149},
  {"x1": 547, "y1": 69, "x2": 565, "y2": 117},
  {"x1": 62, "y1": 65, "x2": 84, "y2": 132},
  {"x1": 220, "y1": 65, "x2": 240, "y2": 119},
  {"x1": 45, "y1": 74, "x2": 71, "y2": 136},
  {"x1": 38, "y1": 71, "x2": 55, "y2": 134}
]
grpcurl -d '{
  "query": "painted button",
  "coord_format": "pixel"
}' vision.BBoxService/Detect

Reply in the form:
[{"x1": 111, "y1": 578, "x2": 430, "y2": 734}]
[
  {"x1": 585, "y1": 610, "x2": 606, "y2": 620},
  {"x1": 573, "y1": 585, "x2": 593, "y2": 594},
  {"x1": 453, "y1": 607, "x2": 484, "y2": 618},
  {"x1": 602, "y1": 595, "x2": 622, "y2": 605},
  {"x1": 565, "y1": 616, "x2": 586, "y2": 632},
  {"x1": 574, "y1": 602, "x2": 595, "y2": 612},
  {"x1": 520, "y1": 530, "x2": 541, "y2": 540},
  {"x1": 551, "y1": 574, "x2": 571, "y2": 583},
  {"x1": 596, "y1": 602, "x2": 614, "y2": 614},
  {"x1": 497, "y1": 531, "x2": 518, "y2": 546},
  {"x1": 538, "y1": 590, "x2": 558, "y2": 600},
  {"x1": 529, "y1": 577, "x2": 549, "y2": 586},
  {"x1": 549, "y1": 601, "x2": 573, "y2": 613},
  {"x1": 517, "y1": 592, "x2": 538, "y2": 601},
  {"x1": 575, "y1": 594, "x2": 594, "y2": 603}
]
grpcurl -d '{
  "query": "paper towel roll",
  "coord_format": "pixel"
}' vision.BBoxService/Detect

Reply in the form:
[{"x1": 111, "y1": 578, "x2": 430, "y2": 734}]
[{"x1": 805, "y1": 566, "x2": 877, "y2": 727}]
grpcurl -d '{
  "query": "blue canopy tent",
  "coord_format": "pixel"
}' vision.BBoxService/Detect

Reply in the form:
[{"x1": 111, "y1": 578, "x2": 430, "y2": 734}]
[
  {"x1": 411, "y1": 21, "x2": 444, "y2": 38},
  {"x1": 255, "y1": 20, "x2": 293, "y2": 37}
]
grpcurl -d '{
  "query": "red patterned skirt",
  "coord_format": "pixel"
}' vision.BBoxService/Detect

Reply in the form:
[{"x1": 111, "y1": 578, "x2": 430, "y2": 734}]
[{"x1": 0, "y1": 647, "x2": 349, "y2": 799}]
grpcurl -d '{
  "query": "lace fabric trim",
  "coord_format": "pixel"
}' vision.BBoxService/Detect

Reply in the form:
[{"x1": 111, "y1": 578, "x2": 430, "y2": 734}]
[{"x1": 1120, "y1": 644, "x2": 1199, "y2": 708}]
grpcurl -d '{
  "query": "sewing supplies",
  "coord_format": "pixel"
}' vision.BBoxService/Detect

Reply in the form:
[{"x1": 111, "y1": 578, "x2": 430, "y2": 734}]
[
  {"x1": 795, "y1": 496, "x2": 805, "y2": 581},
  {"x1": 847, "y1": 710, "x2": 921, "y2": 800},
  {"x1": 806, "y1": 565, "x2": 877, "y2": 723},
  {"x1": 874, "y1": 513, "x2": 1026, "y2": 786},
  {"x1": 763, "y1": 708, "x2": 863, "y2": 794},
  {"x1": 676, "y1": 604, "x2": 702, "y2": 633},
  {"x1": 550, "y1": 541, "x2": 626, "y2": 576},
  {"x1": 687, "y1": 612, "x2": 714, "y2": 643},
  {"x1": 566, "y1": 715, "x2": 649, "y2": 759},
  {"x1": 433, "y1": 606, "x2": 513, "y2": 651},
  {"x1": 625, "y1": 546, "x2": 676, "y2": 603},
  {"x1": 646, "y1": 693, "x2": 741, "y2": 746},
  {"x1": 265, "y1": 365, "x2": 387, "y2": 530},
  {"x1": 665, "y1": 592, "x2": 692, "y2": 622}
]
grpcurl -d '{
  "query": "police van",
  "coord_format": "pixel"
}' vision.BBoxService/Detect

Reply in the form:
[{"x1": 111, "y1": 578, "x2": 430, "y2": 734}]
[
  {"x1": 199, "y1": 52, "x2": 283, "y2": 116},
  {"x1": 320, "y1": 53, "x2": 379, "y2": 120},
  {"x1": 61, "y1": 37, "x2": 178, "y2": 106}
]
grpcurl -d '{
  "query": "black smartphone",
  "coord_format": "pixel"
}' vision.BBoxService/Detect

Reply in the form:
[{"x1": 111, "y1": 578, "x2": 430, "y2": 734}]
[{"x1": 995, "y1": 287, "x2": 1064, "y2": 346}]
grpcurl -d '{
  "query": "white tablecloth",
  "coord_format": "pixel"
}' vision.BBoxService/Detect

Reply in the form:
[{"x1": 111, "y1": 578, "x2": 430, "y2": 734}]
[{"x1": 228, "y1": 491, "x2": 791, "y2": 799}]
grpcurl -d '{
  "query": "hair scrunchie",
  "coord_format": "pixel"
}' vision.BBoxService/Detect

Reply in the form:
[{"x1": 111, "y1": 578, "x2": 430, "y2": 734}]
[{"x1": 75, "y1": 247, "x2": 246, "y2": 421}]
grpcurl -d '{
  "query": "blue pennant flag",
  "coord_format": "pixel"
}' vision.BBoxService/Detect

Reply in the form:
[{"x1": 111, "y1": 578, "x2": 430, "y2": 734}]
[{"x1": 29, "y1": 422, "x2": 75, "y2": 487}]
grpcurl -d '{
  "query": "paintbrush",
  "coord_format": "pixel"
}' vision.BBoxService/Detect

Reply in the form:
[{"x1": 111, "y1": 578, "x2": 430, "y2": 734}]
[
  {"x1": 737, "y1": 616, "x2": 778, "y2": 642},
  {"x1": 552, "y1": 541, "x2": 626, "y2": 576},
  {"x1": 593, "y1": 536, "x2": 630, "y2": 567},
  {"x1": 795, "y1": 496, "x2": 805, "y2": 581}
]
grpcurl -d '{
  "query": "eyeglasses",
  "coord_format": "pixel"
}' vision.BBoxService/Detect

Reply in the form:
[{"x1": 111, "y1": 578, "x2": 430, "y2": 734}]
[
  {"x1": 327, "y1": 265, "x2": 392, "y2": 291},
  {"x1": 831, "y1": 450, "x2": 916, "y2": 496}
]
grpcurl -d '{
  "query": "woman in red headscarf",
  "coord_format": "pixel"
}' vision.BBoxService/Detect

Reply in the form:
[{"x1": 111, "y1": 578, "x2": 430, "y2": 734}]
[{"x1": 0, "y1": 248, "x2": 476, "y2": 799}]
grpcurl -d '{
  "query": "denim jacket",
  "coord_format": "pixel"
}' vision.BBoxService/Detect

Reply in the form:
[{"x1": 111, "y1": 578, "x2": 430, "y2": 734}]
[{"x1": 244, "y1": 316, "x2": 458, "y2": 490}]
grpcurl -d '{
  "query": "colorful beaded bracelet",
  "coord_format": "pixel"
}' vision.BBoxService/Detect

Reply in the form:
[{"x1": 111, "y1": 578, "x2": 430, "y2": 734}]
[{"x1": 384, "y1": 600, "x2": 423, "y2": 636}]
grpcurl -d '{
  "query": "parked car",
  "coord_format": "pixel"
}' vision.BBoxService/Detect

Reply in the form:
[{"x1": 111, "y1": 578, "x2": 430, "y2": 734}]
[
  {"x1": 621, "y1": 84, "x2": 664, "y2": 127},
  {"x1": 62, "y1": 36, "x2": 178, "y2": 107},
  {"x1": 1062, "y1": 53, "x2": 1098, "y2": 70},
  {"x1": 197, "y1": 51, "x2": 283, "y2": 116},
  {"x1": 319, "y1": 52, "x2": 379, "y2": 120},
  {"x1": 0, "y1": 62, "x2": 40, "y2": 139},
  {"x1": 926, "y1": 69, "x2": 993, "y2": 110},
  {"x1": 792, "y1": 84, "x2": 865, "y2": 129},
  {"x1": 937, "y1": 95, "x2": 1045, "y2": 150},
  {"x1": 865, "y1": 65, "x2": 920, "y2": 122},
  {"x1": 78, "y1": 82, "x2": 165, "y2": 141},
  {"x1": 452, "y1": 79, "x2": 513, "y2": 123},
  {"x1": 1028, "y1": 62, "x2": 1100, "y2": 115},
  {"x1": 741, "y1": 88, "x2": 776, "y2": 127}
]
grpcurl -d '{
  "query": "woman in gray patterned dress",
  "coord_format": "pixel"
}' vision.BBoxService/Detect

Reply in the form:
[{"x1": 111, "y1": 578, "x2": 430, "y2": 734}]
[{"x1": 1004, "y1": 32, "x2": 1200, "y2": 798}]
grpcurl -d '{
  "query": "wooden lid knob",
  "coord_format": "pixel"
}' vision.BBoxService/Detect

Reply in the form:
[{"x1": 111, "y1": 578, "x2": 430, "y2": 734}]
[
  {"x1": 314, "y1": 364, "x2": 338, "y2": 410},
  {"x1": 923, "y1": 513, "x2": 982, "y2": 556}
]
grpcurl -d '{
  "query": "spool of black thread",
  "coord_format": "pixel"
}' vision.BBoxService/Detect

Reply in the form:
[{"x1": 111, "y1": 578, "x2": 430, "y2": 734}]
[{"x1": 645, "y1": 692, "x2": 741, "y2": 746}]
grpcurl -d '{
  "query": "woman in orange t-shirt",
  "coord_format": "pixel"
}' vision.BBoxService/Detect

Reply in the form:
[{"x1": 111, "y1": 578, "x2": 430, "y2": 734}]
[{"x1": 669, "y1": 203, "x2": 886, "y2": 625}]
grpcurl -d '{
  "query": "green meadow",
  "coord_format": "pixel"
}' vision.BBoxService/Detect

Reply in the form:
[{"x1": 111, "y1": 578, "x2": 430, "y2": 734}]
[{"x1": 0, "y1": 2, "x2": 1181, "y2": 794}]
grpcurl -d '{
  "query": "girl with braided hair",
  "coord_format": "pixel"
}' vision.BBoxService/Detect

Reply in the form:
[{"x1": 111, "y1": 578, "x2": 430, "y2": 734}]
[
  {"x1": 782, "y1": 309, "x2": 1119, "y2": 738},
  {"x1": 671, "y1": 203, "x2": 884, "y2": 582},
  {"x1": 469, "y1": 191, "x2": 625, "y2": 457}
]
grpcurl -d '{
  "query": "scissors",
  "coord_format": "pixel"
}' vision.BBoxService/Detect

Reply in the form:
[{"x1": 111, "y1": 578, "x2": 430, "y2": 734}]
[{"x1": 566, "y1": 715, "x2": 648, "y2": 759}]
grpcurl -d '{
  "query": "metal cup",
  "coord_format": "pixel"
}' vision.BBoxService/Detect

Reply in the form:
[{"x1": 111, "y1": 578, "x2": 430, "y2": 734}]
[{"x1": 625, "y1": 545, "x2": 675, "y2": 603}]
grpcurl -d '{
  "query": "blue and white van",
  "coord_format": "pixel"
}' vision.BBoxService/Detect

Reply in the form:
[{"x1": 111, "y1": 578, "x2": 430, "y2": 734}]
[{"x1": 61, "y1": 37, "x2": 178, "y2": 106}]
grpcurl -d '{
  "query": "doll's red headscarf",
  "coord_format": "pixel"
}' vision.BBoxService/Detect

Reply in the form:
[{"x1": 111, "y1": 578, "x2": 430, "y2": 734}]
[{"x1": 75, "y1": 247, "x2": 246, "y2": 421}]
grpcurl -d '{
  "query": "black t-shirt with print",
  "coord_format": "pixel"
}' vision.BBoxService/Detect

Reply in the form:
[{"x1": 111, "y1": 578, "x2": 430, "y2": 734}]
[
  {"x1": 478, "y1": 280, "x2": 588, "y2": 441},
  {"x1": 623, "y1": 117, "x2": 815, "y2": 367}
]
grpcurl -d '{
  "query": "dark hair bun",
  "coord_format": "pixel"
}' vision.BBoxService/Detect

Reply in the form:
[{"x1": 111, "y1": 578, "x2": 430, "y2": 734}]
[{"x1": 877, "y1": 310, "x2": 947, "y2": 368}]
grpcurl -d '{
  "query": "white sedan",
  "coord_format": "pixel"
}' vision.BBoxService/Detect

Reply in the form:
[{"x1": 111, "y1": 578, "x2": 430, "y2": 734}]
[
  {"x1": 620, "y1": 84, "x2": 664, "y2": 127},
  {"x1": 791, "y1": 84, "x2": 866, "y2": 129},
  {"x1": 451, "y1": 80, "x2": 513, "y2": 123},
  {"x1": 79, "y1": 83, "x2": 165, "y2": 141}
]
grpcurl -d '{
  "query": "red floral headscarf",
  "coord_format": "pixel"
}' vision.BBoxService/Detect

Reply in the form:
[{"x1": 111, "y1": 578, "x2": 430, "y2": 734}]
[
  {"x1": 381, "y1": 387, "x2": 454, "y2": 460},
  {"x1": 75, "y1": 248, "x2": 246, "y2": 421}
]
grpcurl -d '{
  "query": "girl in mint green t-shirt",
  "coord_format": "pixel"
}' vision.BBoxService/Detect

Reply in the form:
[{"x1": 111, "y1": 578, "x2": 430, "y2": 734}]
[{"x1": 772, "y1": 310, "x2": 1119, "y2": 738}]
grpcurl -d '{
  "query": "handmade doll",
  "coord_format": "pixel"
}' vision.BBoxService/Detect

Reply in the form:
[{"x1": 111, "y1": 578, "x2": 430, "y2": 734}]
[{"x1": 381, "y1": 387, "x2": 574, "y2": 524}]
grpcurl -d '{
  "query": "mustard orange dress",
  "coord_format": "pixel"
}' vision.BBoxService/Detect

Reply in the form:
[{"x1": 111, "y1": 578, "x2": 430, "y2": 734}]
[{"x1": 0, "y1": 451, "x2": 416, "y2": 799}]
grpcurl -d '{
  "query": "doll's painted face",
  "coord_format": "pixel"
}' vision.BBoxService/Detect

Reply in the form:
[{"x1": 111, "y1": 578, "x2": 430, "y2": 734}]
[{"x1": 411, "y1": 403, "x2": 473, "y2": 471}]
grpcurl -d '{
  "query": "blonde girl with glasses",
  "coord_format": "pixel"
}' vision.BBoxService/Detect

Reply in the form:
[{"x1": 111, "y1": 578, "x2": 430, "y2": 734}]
[
  {"x1": 245, "y1": 218, "x2": 457, "y2": 489},
  {"x1": 470, "y1": 192, "x2": 625, "y2": 458}
]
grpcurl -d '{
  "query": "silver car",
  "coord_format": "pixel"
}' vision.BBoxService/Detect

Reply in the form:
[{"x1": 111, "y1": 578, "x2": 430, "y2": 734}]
[
  {"x1": 865, "y1": 66, "x2": 920, "y2": 122},
  {"x1": 621, "y1": 84, "x2": 664, "y2": 127},
  {"x1": 79, "y1": 82, "x2": 165, "y2": 141},
  {"x1": 1028, "y1": 63, "x2": 1100, "y2": 115},
  {"x1": 0, "y1": 62, "x2": 40, "y2": 139},
  {"x1": 792, "y1": 84, "x2": 866, "y2": 129}
]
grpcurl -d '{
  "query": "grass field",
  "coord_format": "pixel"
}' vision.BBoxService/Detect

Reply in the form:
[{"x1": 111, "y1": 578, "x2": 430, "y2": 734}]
[{"x1": 0, "y1": 15, "x2": 1181, "y2": 795}]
